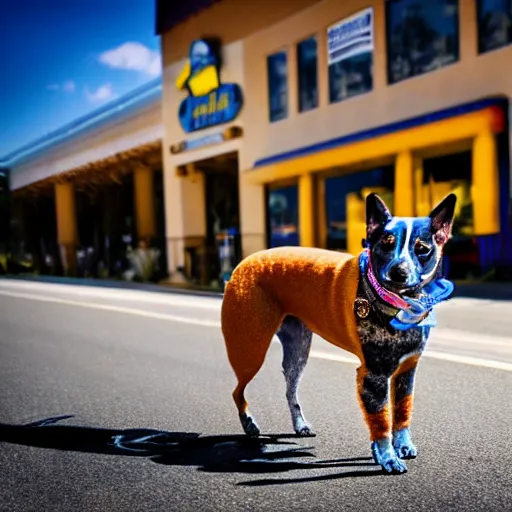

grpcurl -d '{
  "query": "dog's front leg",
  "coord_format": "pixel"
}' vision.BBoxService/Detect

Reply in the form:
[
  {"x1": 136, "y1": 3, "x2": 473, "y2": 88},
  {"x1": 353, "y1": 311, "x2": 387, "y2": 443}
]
[
  {"x1": 356, "y1": 366, "x2": 408, "y2": 474},
  {"x1": 391, "y1": 355, "x2": 420, "y2": 459}
]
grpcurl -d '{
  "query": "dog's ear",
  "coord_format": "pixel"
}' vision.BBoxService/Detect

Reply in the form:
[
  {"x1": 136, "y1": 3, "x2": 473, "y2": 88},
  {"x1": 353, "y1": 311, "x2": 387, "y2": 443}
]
[
  {"x1": 366, "y1": 193, "x2": 392, "y2": 240},
  {"x1": 429, "y1": 193, "x2": 457, "y2": 245}
]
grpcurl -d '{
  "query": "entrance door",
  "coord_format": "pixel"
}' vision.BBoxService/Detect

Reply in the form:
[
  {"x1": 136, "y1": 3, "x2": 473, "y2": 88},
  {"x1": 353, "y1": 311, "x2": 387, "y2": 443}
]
[{"x1": 201, "y1": 152, "x2": 240, "y2": 287}]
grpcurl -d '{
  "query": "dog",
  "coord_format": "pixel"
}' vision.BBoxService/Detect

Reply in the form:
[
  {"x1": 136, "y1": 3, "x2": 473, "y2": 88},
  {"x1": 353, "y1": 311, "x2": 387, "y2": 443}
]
[{"x1": 220, "y1": 192, "x2": 456, "y2": 474}]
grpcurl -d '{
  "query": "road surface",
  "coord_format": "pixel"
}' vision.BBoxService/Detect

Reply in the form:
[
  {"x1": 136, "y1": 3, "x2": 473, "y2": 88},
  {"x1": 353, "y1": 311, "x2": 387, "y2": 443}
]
[{"x1": 0, "y1": 278, "x2": 511, "y2": 512}]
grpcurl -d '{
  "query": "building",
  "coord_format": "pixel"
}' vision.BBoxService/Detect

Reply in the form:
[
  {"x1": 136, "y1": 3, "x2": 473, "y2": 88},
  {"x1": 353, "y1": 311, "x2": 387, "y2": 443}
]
[
  {"x1": 2, "y1": 0, "x2": 512, "y2": 287},
  {"x1": 157, "y1": 0, "x2": 512, "y2": 282},
  {"x1": 1, "y1": 79, "x2": 166, "y2": 279}
]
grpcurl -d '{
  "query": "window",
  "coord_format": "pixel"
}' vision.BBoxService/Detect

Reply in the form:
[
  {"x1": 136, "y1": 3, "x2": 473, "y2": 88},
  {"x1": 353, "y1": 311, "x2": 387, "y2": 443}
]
[
  {"x1": 297, "y1": 37, "x2": 318, "y2": 112},
  {"x1": 477, "y1": 0, "x2": 512, "y2": 54},
  {"x1": 327, "y1": 7, "x2": 374, "y2": 103},
  {"x1": 267, "y1": 51, "x2": 288, "y2": 122},
  {"x1": 386, "y1": 0, "x2": 460, "y2": 84},
  {"x1": 267, "y1": 185, "x2": 299, "y2": 247},
  {"x1": 324, "y1": 167, "x2": 394, "y2": 251},
  {"x1": 423, "y1": 151, "x2": 476, "y2": 279}
]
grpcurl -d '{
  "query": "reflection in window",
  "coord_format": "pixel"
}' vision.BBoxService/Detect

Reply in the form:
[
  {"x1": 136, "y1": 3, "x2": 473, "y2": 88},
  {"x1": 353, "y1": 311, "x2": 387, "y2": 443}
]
[
  {"x1": 386, "y1": 0, "x2": 460, "y2": 84},
  {"x1": 325, "y1": 167, "x2": 394, "y2": 251},
  {"x1": 423, "y1": 151, "x2": 474, "y2": 237},
  {"x1": 423, "y1": 151, "x2": 476, "y2": 279},
  {"x1": 297, "y1": 37, "x2": 318, "y2": 112},
  {"x1": 267, "y1": 51, "x2": 288, "y2": 122},
  {"x1": 477, "y1": 0, "x2": 512, "y2": 54},
  {"x1": 267, "y1": 185, "x2": 299, "y2": 248},
  {"x1": 327, "y1": 8, "x2": 374, "y2": 103}
]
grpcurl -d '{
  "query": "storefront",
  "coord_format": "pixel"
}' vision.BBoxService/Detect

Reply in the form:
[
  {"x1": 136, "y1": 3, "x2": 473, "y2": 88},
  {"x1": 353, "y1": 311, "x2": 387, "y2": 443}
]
[
  {"x1": 157, "y1": 0, "x2": 512, "y2": 282},
  {"x1": 239, "y1": 0, "x2": 512, "y2": 279},
  {"x1": 249, "y1": 97, "x2": 509, "y2": 278}
]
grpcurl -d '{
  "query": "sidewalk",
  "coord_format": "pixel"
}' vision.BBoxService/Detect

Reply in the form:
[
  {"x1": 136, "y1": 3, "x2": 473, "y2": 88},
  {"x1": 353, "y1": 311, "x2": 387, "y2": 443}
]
[{"x1": 2, "y1": 273, "x2": 512, "y2": 302}]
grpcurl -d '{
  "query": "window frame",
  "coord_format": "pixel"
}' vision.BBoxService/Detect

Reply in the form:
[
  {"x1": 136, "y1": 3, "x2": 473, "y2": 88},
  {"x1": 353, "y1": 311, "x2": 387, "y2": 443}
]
[
  {"x1": 385, "y1": 0, "x2": 461, "y2": 85},
  {"x1": 476, "y1": 0, "x2": 512, "y2": 55},
  {"x1": 266, "y1": 49, "x2": 290, "y2": 123},
  {"x1": 296, "y1": 34, "x2": 319, "y2": 113}
]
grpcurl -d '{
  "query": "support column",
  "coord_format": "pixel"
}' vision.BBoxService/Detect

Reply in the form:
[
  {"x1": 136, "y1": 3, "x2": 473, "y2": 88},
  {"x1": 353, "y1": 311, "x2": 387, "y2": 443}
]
[
  {"x1": 133, "y1": 164, "x2": 156, "y2": 242},
  {"x1": 55, "y1": 181, "x2": 78, "y2": 276},
  {"x1": 413, "y1": 157, "x2": 430, "y2": 217},
  {"x1": 299, "y1": 173, "x2": 315, "y2": 247},
  {"x1": 472, "y1": 131, "x2": 500, "y2": 235},
  {"x1": 394, "y1": 151, "x2": 415, "y2": 217},
  {"x1": 239, "y1": 172, "x2": 266, "y2": 258}
]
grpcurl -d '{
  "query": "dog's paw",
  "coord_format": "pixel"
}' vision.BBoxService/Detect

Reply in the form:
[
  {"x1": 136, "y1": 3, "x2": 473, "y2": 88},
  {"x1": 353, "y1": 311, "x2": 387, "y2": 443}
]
[
  {"x1": 241, "y1": 414, "x2": 260, "y2": 437},
  {"x1": 371, "y1": 438, "x2": 408, "y2": 474},
  {"x1": 393, "y1": 428, "x2": 417, "y2": 460},
  {"x1": 295, "y1": 425, "x2": 316, "y2": 437},
  {"x1": 293, "y1": 418, "x2": 316, "y2": 437}
]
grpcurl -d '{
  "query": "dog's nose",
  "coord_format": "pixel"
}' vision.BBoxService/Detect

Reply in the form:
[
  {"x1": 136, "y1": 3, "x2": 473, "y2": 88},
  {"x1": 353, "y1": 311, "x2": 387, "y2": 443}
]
[{"x1": 389, "y1": 262, "x2": 410, "y2": 283}]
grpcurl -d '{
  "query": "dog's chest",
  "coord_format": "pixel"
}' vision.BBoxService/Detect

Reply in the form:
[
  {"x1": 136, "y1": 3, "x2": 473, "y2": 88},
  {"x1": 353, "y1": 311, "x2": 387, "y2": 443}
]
[{"x1": 356, "y1": 318, "x2": 428, "y2": 376}]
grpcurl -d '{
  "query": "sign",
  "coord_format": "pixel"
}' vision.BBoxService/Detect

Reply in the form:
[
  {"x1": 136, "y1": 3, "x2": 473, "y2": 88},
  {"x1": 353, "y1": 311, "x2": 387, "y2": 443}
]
[
  {"x1": 170, "y1": 126, "x2": 243, "y2": 155},
  {"x1": 327, "y1": 7, "x2": 374, "y2": 66},
  {"x1": 176, "y1": 39, "x2": 243, "y2": 133}
]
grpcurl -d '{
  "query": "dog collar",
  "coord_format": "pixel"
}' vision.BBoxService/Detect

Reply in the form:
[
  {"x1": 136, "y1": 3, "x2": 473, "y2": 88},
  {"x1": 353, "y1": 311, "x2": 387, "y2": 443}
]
[
  {"x1": 359, "y1": 250, "x2": 412, "y2": 311},
  {"x1": 358, "y1": 249, "x2": 455, "y2": 331}
]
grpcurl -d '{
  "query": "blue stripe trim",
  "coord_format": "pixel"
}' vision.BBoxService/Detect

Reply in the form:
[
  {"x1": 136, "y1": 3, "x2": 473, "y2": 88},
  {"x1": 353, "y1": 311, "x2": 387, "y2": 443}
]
[
  {"x1": 253, "y1": 96, "x2": 508, "y2": 168},
  {"x1": 1, "y1": 78, "x2": 163, "y2": 167}
]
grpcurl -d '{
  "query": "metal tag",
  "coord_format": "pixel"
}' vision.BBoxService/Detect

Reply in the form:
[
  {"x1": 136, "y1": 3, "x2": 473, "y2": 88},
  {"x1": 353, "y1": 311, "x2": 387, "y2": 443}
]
[{"x1": 354, "y1": 298, "x2": 371, "y2": 319}]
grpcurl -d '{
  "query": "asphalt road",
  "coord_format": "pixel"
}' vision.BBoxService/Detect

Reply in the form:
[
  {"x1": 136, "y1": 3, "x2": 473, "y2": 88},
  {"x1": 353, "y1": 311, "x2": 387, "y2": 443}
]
[{"x1": 0, "y1": 279, "x2": 511, "y2": 512}]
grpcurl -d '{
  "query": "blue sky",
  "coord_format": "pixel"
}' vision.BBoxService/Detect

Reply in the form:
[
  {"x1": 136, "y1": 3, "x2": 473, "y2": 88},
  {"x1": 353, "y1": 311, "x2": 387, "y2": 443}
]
[{"x1": 0, "y1": 0, "x2": 161, "y2": 157}]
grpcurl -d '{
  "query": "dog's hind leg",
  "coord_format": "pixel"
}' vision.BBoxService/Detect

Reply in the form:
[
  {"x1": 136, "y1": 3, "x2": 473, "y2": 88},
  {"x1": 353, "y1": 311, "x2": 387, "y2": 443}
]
[
  {"x1": 222, "y1": 285, "x2": 283, "y2": 437},
  {"x1": 277, "y1": 316, "x2": 315, "y2": 437}
]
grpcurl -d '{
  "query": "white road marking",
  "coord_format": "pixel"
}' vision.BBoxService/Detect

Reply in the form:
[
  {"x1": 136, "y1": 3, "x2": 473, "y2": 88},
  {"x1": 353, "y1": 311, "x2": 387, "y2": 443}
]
[
  {"x1": 0, "y1": 288, "x2": 511, "y2": 373},
  {"x1": 0, "y1": 290, "x2": 221, "y2": 328},
  {"x1": 308, "y1": 349, "x2": 512, "y2": 373},
  {"x1": 0, "y1": 279, "x2": 221, "y2": 310}
]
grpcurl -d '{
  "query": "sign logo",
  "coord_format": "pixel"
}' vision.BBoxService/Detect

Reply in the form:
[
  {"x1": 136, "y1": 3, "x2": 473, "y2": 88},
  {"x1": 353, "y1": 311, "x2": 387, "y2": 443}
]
[{"x1": 176, "y1": 40, "x2": 243, "y2": 133}]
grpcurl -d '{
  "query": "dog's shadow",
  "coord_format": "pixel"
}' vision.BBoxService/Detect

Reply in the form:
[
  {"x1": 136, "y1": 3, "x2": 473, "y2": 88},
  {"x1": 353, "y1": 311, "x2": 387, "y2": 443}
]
[{"x1": 0, "y1": 415, "x2": 382, "y2": 486}]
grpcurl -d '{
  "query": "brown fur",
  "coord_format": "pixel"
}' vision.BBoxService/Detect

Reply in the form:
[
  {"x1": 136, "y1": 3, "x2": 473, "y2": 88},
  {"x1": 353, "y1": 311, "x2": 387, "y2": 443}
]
[
  {"x1": 391, "y1": 355, "x2": 420, "y2": 431},
  {"x1": 221, "y1": 246, "x2": 362, "y2": 420}
]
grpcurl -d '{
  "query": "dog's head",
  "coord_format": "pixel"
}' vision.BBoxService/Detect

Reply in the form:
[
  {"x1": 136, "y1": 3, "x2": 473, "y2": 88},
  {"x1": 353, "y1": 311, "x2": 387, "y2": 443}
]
[{"x1": 365, "y1": 192, "x2": 457, "y2": 296}]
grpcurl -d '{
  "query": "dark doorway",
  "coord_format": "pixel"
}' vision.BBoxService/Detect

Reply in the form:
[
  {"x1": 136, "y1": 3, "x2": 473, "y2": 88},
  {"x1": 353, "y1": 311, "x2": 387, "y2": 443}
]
[{"x1": 194, "y1": 151, "x2": 241, "y2": 288}]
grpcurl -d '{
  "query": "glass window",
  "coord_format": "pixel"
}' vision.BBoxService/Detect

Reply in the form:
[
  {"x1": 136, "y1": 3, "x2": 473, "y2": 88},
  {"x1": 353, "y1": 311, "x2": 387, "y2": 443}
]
[
  {"x1": 267, "y1": 51, "x2": 288, "y2": 122},
  {"x1": 297, "y1": 37, "x2": 318, "y2": 112},
  {"x1": 422, "y1": 151, "x2": 476, "y2": 279},
  {"x1": 386, "y1": 0, "x2": 460, "y2": 85},
  {"x1": 477, "y1": 0, "x2": 512, "y2": 54},
  {"x1": 325, "y1": 167, "x2": 394, "y2": 251},
  {"x1": 327, "y1": 7, "x2": 374, "y2": 103},
  {"x1": 267, "y1": 185, "x2": 299, "y2": 248}
]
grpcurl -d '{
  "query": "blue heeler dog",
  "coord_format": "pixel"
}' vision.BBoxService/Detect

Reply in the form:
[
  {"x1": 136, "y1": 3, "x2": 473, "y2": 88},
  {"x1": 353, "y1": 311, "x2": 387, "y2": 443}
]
[{"x1": 221, "y1": 192, "x2": 457, "y2": 474}]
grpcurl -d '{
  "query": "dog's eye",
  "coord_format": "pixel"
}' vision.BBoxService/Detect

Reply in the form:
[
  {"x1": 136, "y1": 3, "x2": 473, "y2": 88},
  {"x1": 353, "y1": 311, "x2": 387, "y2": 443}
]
[
  {"x1": 380, "y1": 234, "x2": 396, "y2": 251},
  {"x1": 414, "y1": 239, "x2": 431, "y2": 256}
]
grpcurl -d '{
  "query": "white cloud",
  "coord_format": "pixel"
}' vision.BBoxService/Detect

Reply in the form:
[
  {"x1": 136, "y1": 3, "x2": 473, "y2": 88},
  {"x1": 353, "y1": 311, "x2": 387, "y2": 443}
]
[
  {"x1": 62, "y1": 80, "x2": 76, "y2": 93},
  {"x1": 47, "y1": 80, "x2": 76, "y2": 93},
  {"x1": 85, "y1": 83, "x2": 116, "y2": 104},
  {"x1": 98, "y1": 42, "x2": 161, "y2": 77}
]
